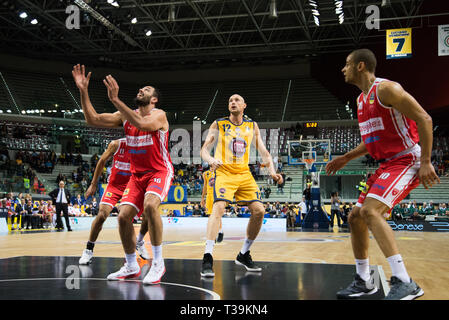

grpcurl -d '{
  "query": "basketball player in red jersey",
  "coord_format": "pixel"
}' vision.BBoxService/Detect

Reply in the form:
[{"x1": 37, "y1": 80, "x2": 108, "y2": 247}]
[
  {"x1": 72, "y1": 65, "x2": 173, "y2": 284},
  {"x1": 78, "y1": 138, "x2": 150, "y2": 265},
  {"x1": 326, "y1": 49, "x2": 440, "y2": 300}
]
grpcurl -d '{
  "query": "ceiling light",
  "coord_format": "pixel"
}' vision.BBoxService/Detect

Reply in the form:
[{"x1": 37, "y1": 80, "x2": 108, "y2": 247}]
[
  {"x1": 269, "y1": 0, "x2": 278, "y2": 19},
  {"x1": 19, "y1": 12, "x2": 27, "y2": 19},
  {"x1": 308, "y1": 0, "x2": 320, "y2": 26},
  {"x1": 131, "y1": 17, "x2": 137, "y2": 24},
  {"x1": 334, "y1": 1, "x2": 344, "y2": 24},
  {"x1": 30, "y1": 18, "x2": 38, "y2": 25},
  {"x1": 107, "y1": 0, "x2": 119, "y2": 7},
  {"x1": 145, "y1": 29, "x2": 152, "y2": 36}
]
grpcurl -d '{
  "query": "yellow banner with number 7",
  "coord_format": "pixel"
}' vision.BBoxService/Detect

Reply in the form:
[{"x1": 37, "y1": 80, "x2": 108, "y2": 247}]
[{"x1": 386, "y1": 28, "x2": 412, "y2": 59}]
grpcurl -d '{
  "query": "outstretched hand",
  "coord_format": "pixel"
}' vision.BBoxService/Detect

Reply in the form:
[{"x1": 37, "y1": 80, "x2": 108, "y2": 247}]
[
  {"x1": 84, "y1": 184, "x2": 96, "y2": 199},
  {"x1": 72, "y1": 64, "x2": 91, "y2": 91},
  {"x1": 419, "y1": 162, "x2": 440, "y2": 189},
  {"x1": 325, "y1": 156, "x2": 349, "y2": 176},
  {"x1": 271, "y1": 173, "x2": 283, "y2": 185},
  {"x1": 103, "y1": 75, "x2": 120, "y2": 103}
]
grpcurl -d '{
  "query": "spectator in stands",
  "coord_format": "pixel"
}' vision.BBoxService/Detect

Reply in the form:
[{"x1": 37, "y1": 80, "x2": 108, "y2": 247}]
[
  {"x1": 410, "y1": 210, "x2": 426, "y2": 221},
  {"x1": 276, "y1": 170, "x2": 286, "y2": 194},
  {"x1": 330, "y1": 191, "x2": 342, "y2": 229},
  {"x1": 84, "y1": 203, "x2": 93, "y2": 216},
  {"x1": 341, "y1": 202, "x2": 351, "y2": 226},
  {"x1": 392, "y1": 203, "x2": 402, "y2": 221},
  {"x1": 37, "y1": 180, "x2": 46, "y2": 194},
  {"x1": 73, "y1": 194, "x2": 84, "y2": 206},
  {"x1": 8, "y1": 199, "x2": 19, "y2": 230},
  {"x1": 303, "y1": 184, "x2": 311, "y2": 211},
  {"x1": 299, "y1": 196, "x2": 308, "y2": 220},
  {"x1": 278, "y1": 159, "x2": 283, "y2": 172},
  {"x1": 0, "y1": 199, "x2": 8, "y2": 224},
  {"x1": 193, "y1": 203, "x2": 202, "y2": 216},
  {"x1": 184, "y1": 201, "x2": 193, "y2": 215},
  {"x1": 23, "y1": 199, "x2": 33, "y2": 229},
  {"x1": 438, "y1": 203, "x2": 448, "y2": 217},
  {"x1": 91, "y1": 197, "x2": 98, "y2": 216},
  {"x1": 45, "y1": 200, "x2": 55, "y2": 228},
  {"x1": 286, "y1": 203, "x2": 296, "y2": 228},
  {"x1": 194, "y1": 180, "x2": 202, "y2": 195},
  {"x1": 90, "y1": 153, "x2": 99, "y2": 168},
  {"x1": 264, "y1": 185, "x2": 271, "y2": 199}
]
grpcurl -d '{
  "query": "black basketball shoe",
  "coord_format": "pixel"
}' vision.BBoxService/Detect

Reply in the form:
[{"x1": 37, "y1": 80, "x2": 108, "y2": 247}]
[
  {"x1": 235, "y1": 251, "x2": 262, "y2": 272},
  {"x1": 200, "y1": 253, "x2": 215, "y2": 277}
]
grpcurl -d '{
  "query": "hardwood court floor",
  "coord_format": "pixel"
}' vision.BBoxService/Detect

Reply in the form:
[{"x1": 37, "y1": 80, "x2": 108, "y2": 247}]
[{"x1": 1, "y1": 226, "x2": 448, "y2": 300}]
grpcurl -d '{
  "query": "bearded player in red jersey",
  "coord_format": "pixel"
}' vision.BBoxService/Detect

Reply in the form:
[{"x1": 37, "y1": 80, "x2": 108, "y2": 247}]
[
  {"x1": 326, "y1": 49, "x2": 440, "y2": 300},
  {"x1": 72, "y1": 65, "x2": 173, "y2": 284}
]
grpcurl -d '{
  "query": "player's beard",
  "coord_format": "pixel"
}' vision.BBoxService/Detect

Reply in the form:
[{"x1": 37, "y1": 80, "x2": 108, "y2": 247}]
[{"x1": 134, "y1": 95, "x2": 151, "y2": 107}]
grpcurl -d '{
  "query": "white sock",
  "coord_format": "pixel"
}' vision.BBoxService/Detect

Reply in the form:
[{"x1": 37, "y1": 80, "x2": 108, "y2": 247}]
[
  {"x1": 355, "y1": 258, "x2": 370, "y2": 281},
  {"x1": 240, "y1": 238, "x2": 254, "y2": 255},
  {"x1": 387, "y1": 254, "x2": 410, "y2": 283},
  {"x1": 218, "y1": 228, "x2": 223, "y2": 234},
  {"x1": 152, "y1": 245, "x2": 163, "y2": 262},
  {"x1": 136, "y1": 233, "x2": 145, "y2": 243},
  {"x1": 125, "y1": 253, "x2": 138, "y2": 268},
  {"x1": 205, "y1": 240, "x2": 215, "y2": 255}
]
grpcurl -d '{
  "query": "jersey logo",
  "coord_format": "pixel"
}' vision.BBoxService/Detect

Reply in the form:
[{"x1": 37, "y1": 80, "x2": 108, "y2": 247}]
[
  {"x1": 369, "y1": 92, "x2": 375, "y2": 105},
  {"x1": 229, "y1": 137, "x2": 247, "y2": 158},
  {"x1": 359, "y1": 117, "x2": 385, "y2": 136}
]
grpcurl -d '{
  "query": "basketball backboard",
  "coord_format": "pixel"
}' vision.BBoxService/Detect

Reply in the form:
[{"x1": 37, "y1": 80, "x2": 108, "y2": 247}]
[{"x1": 287, "y1": 139, "x2": 331, "y2": 166}]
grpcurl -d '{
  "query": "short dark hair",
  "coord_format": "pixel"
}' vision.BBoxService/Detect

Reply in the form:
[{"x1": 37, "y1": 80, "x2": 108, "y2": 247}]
[{"x1": 350, "y1": 48, "x2": 377, "y2": 73}]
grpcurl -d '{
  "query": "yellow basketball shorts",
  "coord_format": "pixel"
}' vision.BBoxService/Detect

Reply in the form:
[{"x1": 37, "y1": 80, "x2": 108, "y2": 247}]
[
  {"x1": 213, "y1": 170, "x2": 262, "y2": 204},
  {"x1": 206, "y1": 194, "x2": 214, "y2": 214}
]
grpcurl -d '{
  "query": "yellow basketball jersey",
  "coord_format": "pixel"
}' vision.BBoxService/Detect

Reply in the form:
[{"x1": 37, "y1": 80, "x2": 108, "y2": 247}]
[
  {"x1": 214, "y1": 117, "x2": 254, "y2": 174},
  {"x1": 203, "y1": 169, "x2": 215, "y2": 198}
]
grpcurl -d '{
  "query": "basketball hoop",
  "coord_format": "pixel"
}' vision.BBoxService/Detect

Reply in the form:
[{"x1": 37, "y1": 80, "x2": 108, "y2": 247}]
[{"x1": 304, "y1": 158, "x2": 315, "y2": 171}]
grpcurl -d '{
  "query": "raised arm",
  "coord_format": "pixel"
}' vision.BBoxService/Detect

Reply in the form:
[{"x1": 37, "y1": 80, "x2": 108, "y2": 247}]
[
  {"x1": 103, "y1": 75, "x2": 167, "y2": 132},
  {"x1": 72, "y1": 64, "x2": 123, "y2": 128},
  {"x1": 200, "y1": 121, "x2": 222, "y2": 170},
  {"x1": 84, "y1": 140, "x2": 119, "y2": 198},
  {"x1": 253, "y1": 122, "x2": 283, "y2": 185},
  {"x1": 377, "y1": 80, "x2": 440, "y2": 189}
]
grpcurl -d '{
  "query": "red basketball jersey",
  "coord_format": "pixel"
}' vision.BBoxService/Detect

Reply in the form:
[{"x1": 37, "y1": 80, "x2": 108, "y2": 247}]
[
  {"x1": 108, "y1": 138, "x2": 131, "y2": 188},
  {"x1": 123, "y1": 108, "x2": 174, "y2": 174},
  {"x1": 357, "y1": 78, "x2": 419, "y2": 160}
]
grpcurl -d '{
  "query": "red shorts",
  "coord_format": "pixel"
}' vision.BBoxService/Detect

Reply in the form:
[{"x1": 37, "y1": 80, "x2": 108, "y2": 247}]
[
  {"x1": 100, "y1": 184, "x2": 126, "y2": 208},
  {"x1": 357, "y1": 146, "x2": 421, "y2": 209},
  {"x1": 120, "y1": 170, "x2": 173, "y2": 215},
  {"x1": 100, "y1": 183, "x2": 146, "y2": 217}
]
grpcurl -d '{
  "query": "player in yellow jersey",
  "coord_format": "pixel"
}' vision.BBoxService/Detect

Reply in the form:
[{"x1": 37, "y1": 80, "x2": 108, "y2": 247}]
[
  {"x1": 201, "y1": 167, "x2": 223, "y2": 242},
  {"x1": 200, "y1": 94, "x2": 283, "y2": 277}
]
